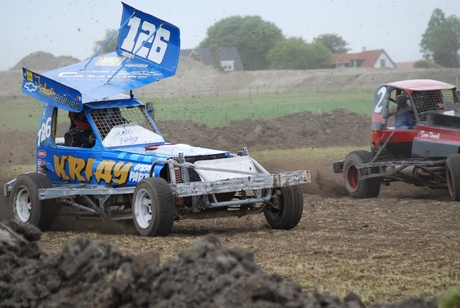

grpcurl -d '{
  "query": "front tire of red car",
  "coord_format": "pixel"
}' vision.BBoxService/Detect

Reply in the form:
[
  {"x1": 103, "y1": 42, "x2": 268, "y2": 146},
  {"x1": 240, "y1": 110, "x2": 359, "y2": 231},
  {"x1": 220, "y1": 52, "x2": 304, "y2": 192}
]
[
  {"x1": 343, "y1": 150, "x2": 380, "y2": 198},
  {"x1": 446, "y1": 154, "x2": 460, "y2": 201},
  {"x1": 132, "y1": 177, "x2": 175, "y2": 236}
]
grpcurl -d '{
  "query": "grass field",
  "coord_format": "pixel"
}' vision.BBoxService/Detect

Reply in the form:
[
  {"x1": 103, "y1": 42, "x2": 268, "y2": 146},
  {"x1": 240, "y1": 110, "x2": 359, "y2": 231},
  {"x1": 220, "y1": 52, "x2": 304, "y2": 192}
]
[{"x1": 1, "y1": 89, "x2": 374, "y2": 131}]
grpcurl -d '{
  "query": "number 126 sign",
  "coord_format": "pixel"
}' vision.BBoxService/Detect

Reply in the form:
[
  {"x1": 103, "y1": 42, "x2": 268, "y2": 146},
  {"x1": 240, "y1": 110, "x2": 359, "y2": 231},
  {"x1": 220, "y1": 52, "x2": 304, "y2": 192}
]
[{"x1": 118, "y1": 3, "x2": 180, "y2": 67}]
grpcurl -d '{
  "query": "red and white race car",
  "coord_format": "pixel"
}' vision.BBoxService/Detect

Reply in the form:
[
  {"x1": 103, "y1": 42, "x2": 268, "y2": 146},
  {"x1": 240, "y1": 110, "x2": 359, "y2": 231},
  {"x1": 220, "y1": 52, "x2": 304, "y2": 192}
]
[{"x1": 333, "y1": 79, "x2": 460, "y2": 200}]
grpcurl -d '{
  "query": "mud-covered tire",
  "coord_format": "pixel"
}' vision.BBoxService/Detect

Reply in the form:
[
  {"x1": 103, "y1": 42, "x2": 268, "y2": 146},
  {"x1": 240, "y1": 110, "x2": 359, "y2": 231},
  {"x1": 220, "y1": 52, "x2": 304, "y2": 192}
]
[
  {"x1": 132, "y1": 177, "x2": 175, "y2": 236},
  {"x1": 9, "y1": 173, "x2": 58, "y2": 231},
  {"x1": 446, "y1": 154, "x2": 460, "y2": 201},
  {"x1": 344, "y1": 150, "x2": 381, "y2": 198},
  {"x1": 264, "y1": 184, "x2": 303, "y2": 230}
]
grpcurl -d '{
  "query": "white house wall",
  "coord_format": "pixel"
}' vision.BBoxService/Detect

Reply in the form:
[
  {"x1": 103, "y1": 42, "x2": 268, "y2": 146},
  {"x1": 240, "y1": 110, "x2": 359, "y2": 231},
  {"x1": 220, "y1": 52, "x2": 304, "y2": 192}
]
[{"x1": 373, "y1": 53, "x2": 396, "y2": 68}]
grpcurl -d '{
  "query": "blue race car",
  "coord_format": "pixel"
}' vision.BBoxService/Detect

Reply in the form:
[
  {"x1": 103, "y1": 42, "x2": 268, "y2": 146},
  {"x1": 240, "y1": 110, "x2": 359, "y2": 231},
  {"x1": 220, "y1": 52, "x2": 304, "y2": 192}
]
[{"x1": 4, "y1": 3, "x2": 310, "y2": 236}]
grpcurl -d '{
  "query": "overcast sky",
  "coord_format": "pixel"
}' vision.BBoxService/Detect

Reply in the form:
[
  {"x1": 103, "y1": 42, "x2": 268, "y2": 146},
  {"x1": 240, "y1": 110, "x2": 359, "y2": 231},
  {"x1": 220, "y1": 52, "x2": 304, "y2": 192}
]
[{"x1": 1, "y1": 0, "x2": 459, "y2": 71}]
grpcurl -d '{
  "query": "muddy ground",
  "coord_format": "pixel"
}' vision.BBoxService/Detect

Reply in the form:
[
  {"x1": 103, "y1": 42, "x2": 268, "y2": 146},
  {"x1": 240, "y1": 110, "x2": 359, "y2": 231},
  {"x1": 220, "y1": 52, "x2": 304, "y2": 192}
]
[{"x1": 1, "y1": 109, "x2": 460, "y2": 307}]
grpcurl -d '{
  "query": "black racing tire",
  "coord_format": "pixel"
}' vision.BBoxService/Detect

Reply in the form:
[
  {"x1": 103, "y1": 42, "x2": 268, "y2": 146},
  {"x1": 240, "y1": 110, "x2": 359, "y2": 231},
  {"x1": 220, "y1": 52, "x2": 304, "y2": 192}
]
[
  {"x1": 288, "y1": 184, "x2": 304, "y2": 228},
  {"x1": 9, "y1": 173, "x2": 58, "y2": 231},
  {"x1": 264, "y1": 182, "x2": 303, "y2": 230},
  {"x1": 343, "y1": 150, "x2": 381, "y2": 198},
  {"x1": 132, "y1": 177, "x2": 175, "y2": 236},
  {"x1": 446, "y1": 154, "x2": 460, "y2": 201}
]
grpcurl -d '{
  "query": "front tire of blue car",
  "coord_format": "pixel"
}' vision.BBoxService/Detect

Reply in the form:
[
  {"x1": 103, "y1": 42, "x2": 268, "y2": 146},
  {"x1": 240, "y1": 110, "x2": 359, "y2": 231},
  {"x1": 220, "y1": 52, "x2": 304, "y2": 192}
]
[
  {"x1": 132, "y1": 177, "x2": 175, "y2": 237},
  {"x1": 9, "y1": 173, "x2": 58, "y2": 231},
  {"x1": 264, "y1": 184, "x2": 303, "y2": 230}
]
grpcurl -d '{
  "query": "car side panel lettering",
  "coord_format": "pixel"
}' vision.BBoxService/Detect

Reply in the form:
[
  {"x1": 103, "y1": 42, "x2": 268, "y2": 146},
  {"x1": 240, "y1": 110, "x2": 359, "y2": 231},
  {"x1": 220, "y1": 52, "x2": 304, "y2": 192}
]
[
  {"x1": 53, "y1": 155, "x2": 134, "y2": 185},
  {"x1": 68, "y1": 155, "x2": 87, "y2": 182},
  {"x1": 54, "y1": 155, "x2": 70, "y2": 181}
]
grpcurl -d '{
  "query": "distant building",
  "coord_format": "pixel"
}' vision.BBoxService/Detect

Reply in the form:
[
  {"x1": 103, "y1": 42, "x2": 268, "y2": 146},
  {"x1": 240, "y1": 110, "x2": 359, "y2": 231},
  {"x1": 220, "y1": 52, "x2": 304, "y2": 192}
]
[
  {"x1": 180, "y1": 47, "x2": 244, "y2": 72},
  {"x1": 331, "y1": 49, "x2": 396, "y2": 68}
]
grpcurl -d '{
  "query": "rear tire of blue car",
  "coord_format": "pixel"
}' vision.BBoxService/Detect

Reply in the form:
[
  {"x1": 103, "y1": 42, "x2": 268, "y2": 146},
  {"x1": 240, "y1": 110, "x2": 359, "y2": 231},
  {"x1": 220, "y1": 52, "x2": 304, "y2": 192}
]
[
  {"x1": 264, "y1": 184, "x2": 303, "y2": 230},
  {"x1": 9, "y1": 173, "x2": 58, "y2": 231},
  {"x1": 132, "y1": 177, "x2": 175, "y2": 236},
  {"x1": 344, "y1": 150, "x2": 381, "y2": 198},
  {"x1": 446, "y1": 154, "x2": 460, "y2": 201}
]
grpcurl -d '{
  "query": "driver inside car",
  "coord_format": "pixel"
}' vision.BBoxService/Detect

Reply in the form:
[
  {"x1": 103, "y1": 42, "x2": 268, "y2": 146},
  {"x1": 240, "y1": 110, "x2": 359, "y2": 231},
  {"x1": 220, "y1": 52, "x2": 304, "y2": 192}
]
[
  {"x1": 394, "y1": 95, "x2": 414, "y2": 129},
  {"x1": 64, "y1": 111, "x2": 96, "y2": 148}
]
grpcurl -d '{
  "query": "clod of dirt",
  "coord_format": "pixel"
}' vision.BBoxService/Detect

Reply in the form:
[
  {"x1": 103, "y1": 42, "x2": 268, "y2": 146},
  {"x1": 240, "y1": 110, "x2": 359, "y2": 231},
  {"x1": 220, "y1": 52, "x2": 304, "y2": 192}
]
[{"x1": 0, "y1": 220, "x2": 438, "y2": 307}]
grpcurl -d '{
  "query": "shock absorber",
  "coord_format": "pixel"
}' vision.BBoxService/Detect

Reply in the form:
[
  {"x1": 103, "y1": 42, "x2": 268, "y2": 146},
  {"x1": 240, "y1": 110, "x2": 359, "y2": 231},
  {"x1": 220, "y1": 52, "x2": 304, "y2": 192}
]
[{"x1": 174, "y1": 167, "x2": 184, "y2": 206}]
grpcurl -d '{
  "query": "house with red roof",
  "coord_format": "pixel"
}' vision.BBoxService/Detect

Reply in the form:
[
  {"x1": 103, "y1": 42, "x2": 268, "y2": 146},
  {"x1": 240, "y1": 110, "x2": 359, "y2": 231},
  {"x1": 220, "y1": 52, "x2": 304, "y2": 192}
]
[{"x1": 331, "y1": 49, "x2": 396, "y2": 68}]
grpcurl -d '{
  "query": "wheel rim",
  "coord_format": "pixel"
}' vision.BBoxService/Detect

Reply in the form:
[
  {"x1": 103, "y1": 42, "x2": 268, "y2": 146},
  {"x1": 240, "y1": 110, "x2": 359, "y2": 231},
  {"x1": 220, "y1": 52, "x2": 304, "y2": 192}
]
[
  {"x1": 14, "y1": 186, "x2": 32, "y2": 222},
  {"x1": 345, "y1": 164, "x2": 359, "y2": 193},
  {"x1": 134, "y1": 189, "x2": 153, "y2": 229},
  {"x1": 266, "y1": 188, "x2": 283, "y2": 217}
]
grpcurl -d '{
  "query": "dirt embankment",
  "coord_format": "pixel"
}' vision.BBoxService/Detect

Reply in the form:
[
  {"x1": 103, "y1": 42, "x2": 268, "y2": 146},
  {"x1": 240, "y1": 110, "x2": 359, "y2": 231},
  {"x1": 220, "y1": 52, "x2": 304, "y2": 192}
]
[{"x1": 0, "y1": 220, "x2": 439, "y2": 307}]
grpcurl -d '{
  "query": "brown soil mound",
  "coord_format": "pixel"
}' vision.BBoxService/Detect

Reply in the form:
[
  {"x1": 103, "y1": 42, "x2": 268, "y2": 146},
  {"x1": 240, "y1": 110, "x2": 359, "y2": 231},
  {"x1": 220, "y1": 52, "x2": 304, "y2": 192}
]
[
  {"x1": 0, "y1": 220, "x2": 438, "y2": 307},
  {"x1": 10, "y1": 51, "x2": 80, "y2": 71},
  {"x1": 156, "y1": 108, "x2": 369, "y2": 151}
]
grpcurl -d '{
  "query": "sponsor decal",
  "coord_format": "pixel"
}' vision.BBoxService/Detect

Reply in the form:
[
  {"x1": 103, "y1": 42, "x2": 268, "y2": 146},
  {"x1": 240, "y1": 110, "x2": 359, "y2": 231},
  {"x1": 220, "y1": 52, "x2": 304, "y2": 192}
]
[
  {"x1": 53, "y1": 155, "x2": 150, "y2": 184},
  {"x1": 57, "y1": 70, "x2": 161, "y2": 79},
  {"x1": 23, "y1": 70, "x2": 81, "y2": 111},
  {"x1": 95, "y1": 57, "x2": 125, "y2": 66},
  {"x1": 419, "y1": 130, "x2": 440, "y2": 139},
  {"x1": 129, "y1": 163, "x2": 150, "y2": 182},
  {"x1": 37, "y1": 159, "x2": 46, "y2": 173},
  {"x1": 38, "y1": 150, "x2": 47, "y2": 158}
]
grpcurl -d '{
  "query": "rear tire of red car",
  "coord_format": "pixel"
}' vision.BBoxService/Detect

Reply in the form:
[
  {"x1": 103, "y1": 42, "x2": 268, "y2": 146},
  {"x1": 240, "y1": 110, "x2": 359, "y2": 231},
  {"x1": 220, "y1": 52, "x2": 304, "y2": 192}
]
[
  {"x1": 446, "y1": 154, "x2": 460, "y2": 201},
  {"x1": 264, "y1": 184, "x2": 303, "y2": 230},
  {"x1": 132, "y1": 177, "x2": 175, "y2": 236},
  {"x1": 9, "y1": 173, "x2": 58, "y2": 231},
  {"x1": 344, "y1": 150, "x2": 381, "y2": 198}
]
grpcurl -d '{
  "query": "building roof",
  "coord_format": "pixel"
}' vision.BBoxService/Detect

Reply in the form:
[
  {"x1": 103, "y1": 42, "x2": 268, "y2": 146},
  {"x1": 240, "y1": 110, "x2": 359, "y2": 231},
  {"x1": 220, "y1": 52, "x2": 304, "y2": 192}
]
[{"x1": 331, "y1": 49, "x2": 395, "y2": 68}]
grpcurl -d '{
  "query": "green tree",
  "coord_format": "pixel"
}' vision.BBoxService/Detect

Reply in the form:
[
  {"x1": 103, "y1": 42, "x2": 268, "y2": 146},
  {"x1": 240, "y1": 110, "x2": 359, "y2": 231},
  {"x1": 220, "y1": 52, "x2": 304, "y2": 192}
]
[
  {"x1": 93, "y1": 29, "x2": 118, "y2": 55},
  {"x1": 314, "y1": 33, "x2": 350, "y2": 54},
  {"x1": 420, "y1": 9, "x2": 460, "y2": 68},
  {"x1": 267, "y1": 37, "x2": 331, "y2": 70},
  {"x1": 199, "y1": 16, "x2": 284, "y2": 70}
]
